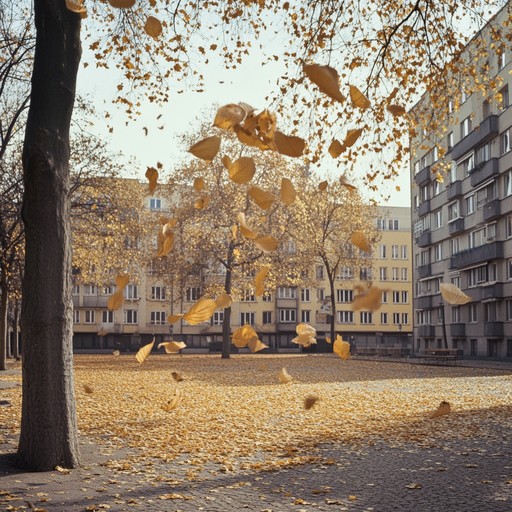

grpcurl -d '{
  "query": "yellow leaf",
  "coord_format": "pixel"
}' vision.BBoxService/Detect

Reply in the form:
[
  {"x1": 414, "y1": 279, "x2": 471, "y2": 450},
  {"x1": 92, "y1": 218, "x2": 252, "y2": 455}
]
[
  {"x1": 215, "y1": 293, "x2": 233, "y2": 309},
  {"x1": 113, "y1": 350, "x2": 120, "y2": 356},
  {"x1": 280, "y1": 178, "x2": 296, "y2": 205},
  {"x1": 253, "y1": 236, "x2": 279, "y2": 253},
  {"x1": 107, "y1": 290, "x2": 124, "y2": 311},
  {"x1": 171, "y1": 371, "x2": 183, "y2": 382},
  {"x1": 167, "y1": 313, "x2": 184, "y2": 324},
  {"x1": 318, "y1": 180, "x2": 328, "y2": 191},
  {"x1": 254, "y1": 266, "x2": 270, "y2": 296},
  {"x1": 193, "y1": 177, "x2": 205, "y2": 191},
  {"x1": 349, "y1": 85, "x2": 371, "y2": 109},
  {"x1": 161, "y1": 388, "x2": 183, "y2": 412},
  {"x1": 292, "y1": 333, "x2": 316, "y2": 348},
  {"x1": 296, "y1": 322, "x2": 316, "y2": 336},
  {"x1": 328, "y1": 139, "x2": 343, "y2": 158},
  {"x1": 339, "y1": 174, "x2": 357, "y2": 191},
  {"x1": 333, "y1": 335, "x2": 351, "y2": 360},
  {"x1": 115, "y1": 274, "x2": 130, "y2": 289},
  {"x1": 430, "y1": 401, "x2": 451, "y2": 418},
  {"x1": 350, "y1": 230, "x2": 371, "y2": 252},
  {"x1": 83, "y1": 384, "x2": 94, "y2": 394},
  {"x1": 325, "y1": 337, "x2": 331, "y2": 344},
  {"x1": 144, "y1": 16, "x2": 162, "y2": 39},
  {"x1": 256, "y1": 109, "x2": 277, "y2": 139},
  {"x1": 274, "y1": 131, "x2": 306, "y2": 157},
  {"x1": 135, "y1": 339, "x2": 155, "y2": 364},
  {"x1": 66, "y1": 0, "x2": 87, "y2": 16},
  {"x1": 158, "y1": 341, "x2": 187, "y2": 353},
  {"x1": 303, "y1": 63, "x2": 345, "y2": 103},
  {"x1": 188, "y1": 136, "x2": 221, "y2": 162},
  {"x1": 237, "y1": 212, "x2": 258, "y2": 239},
  {"x1": 156, "y1": 230, "x2": 174, "y2": 257},
  {"x1": 229, "y1": 156, "x2": 256, "y2": 184},
  {"x1": 343, "y1": 128, "x2": 364, "y2": 149},
  {"x1": 248, "y1": 186, "x2": 276, "y2": 210},
  {"x1": 221, "y1": 155, "x2": 232, "y2": 169},
  {"x1": 183, "y1": 298, "x2": 217, "y2": 325},
  {"x1": 194, "y1": 195, "x2": 210, "y2": 210},
  {"x1": 352, "y1": 286, "x2": 383, "y2": 312},
  {"x1": 234, "y1": 125, "x2": 271, "y2": 151},
  {"x1": 109, "y1": 0, "x2": 135, "y2": 7},
  {"x1": 232, "y1": 325, "x2": 259, "y2": 348},
  {"x1": 440, "y1": 283, "x2": 471, "y2": 305},
  {"x1": 214, "y1": 103, "x2": 247, "y2": 130},
  {"x1": 387, "y1": 104, "x2": 407, "y2": 116},
  {"x1": 278, "y1": 367, "x2": 293, "y2": 384},
  {"x1": 248, "y1": 338, "x2": 268, "y2": 353},
  {"x1": 304, "y1": 395, "x2": 319, "y2": 410}
]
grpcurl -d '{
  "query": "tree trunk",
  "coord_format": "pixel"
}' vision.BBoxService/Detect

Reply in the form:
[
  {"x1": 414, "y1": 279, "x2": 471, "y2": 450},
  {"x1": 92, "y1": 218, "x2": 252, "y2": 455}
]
[
  {"x1": 221, "y1": 267, "x2": 233, "y2": 359},
  {"x1": 13, "y1": 301, "x2": 20, "y2": 360},
  {"x1": 327, "y1": 270, "x2": 336, "y2": 345},
  {"x1": 17, "y1": 0, "x2": 81, "y2": 471},
  {"x1": 0, "y1": 271, "x2": 7, "y2": 370}
]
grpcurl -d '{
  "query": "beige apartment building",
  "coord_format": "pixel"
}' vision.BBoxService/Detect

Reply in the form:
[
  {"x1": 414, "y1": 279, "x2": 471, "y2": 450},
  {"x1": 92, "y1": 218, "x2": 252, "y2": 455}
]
[
  {"x1": 72, "y1": 200, "x2": 413, "y2": 354},
  {"x1": 410, "y1": 2, "x2": 512, "y2": 359}
]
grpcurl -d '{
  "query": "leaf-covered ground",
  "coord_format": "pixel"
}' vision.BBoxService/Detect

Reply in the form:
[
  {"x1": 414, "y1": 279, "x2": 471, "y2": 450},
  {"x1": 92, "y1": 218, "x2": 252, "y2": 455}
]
[{"x1": 2, "y1": 354, "x2": 511, "y2": 473}]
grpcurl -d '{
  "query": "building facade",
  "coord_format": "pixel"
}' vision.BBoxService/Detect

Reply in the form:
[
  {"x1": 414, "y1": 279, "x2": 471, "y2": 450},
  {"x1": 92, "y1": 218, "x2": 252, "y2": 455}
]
[{"x1": 411, "y1": 3, "x2": 512, "y2": 359}]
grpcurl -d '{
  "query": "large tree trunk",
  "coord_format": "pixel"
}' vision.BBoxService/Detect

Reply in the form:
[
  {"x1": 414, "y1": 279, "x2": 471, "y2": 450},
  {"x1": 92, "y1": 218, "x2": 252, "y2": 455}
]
[
  {"x1": 221, "y1": 266, "x2": 233, "y2": 359},
  {"x1": 327, "y1": 269, "x2": 336, "y2": 345},
  {"x1": 17, "y1": 0, "x2": 81, "y2": 471},
  {"x1": 13, "y1": 301, "x2": 20, "y2": 360},
  {"x1": 0, "y1": 271, "x2": 7, "y2": 370}
]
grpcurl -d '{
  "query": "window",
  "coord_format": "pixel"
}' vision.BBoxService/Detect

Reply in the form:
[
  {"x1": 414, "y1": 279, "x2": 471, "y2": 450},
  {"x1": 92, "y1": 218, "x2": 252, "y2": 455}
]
[
  {"x1": 476, "y1": 181, "x2": 497, "y2": 209},
  {"x1": 508, "y1": 259, "x2": 512, "y2": 280},
  {"x1": 262, "y1": 311, "x2": 272, "y2": 324},
  {"x1": 465, "y1": 194, "x2": 475, "y2": 214},
  {"x1": 185, "y1": 287, "x2": 201, "y2": 302},
  {"x1": 262, "y1": 293, "x2": 272, "y2": 302},
  {"x1": 447, "y1": 131, "x2": 454, "y2": 150},
  {"x1": 458, "y1": 153, "x2": 474, "y2": 175},
  {"x1": 83, "y1": 284, "x2": 97, "y2": 296},
  {"x1": 485, "y1": 302, "x2": 498, "y2": 322},
  {"x1": 413, "y1": 161, "x2": 420, "y2": 175},
  {"x1": 433, "y1": 209, "x2": 443, "y2": 229},
  {"x1": 151, "y1": 286, "x2": 166, "y2": 301},
  {"x1": 460, "y1": 116, "x2": 472, "y2": 138},
  {"x1": 392, "y1": 291, "x2": 400, "y2": 303},
  {"x1": 317, "y1": 288, "x2": 325, "y2": 301},
  {"x1": 420, "y1": 249, "x2": 430, "y2": 266},
  {"x1": 417, "y1": 310, "x2": 431, "y2": 325},
  {"x1": 400, "y1": 245, "x2": 407, "y2": 259},
  {"x1": 337, "y1": 311, "x2": 354, "y2": 324},
  {"x1": 150, "y1": 311, "x2": 166, "y2": 325},
  {"x1": 476, "y1": 143, "x2": 490, "y2": 164},
  {"x1": 448, "y1": 201, "x2": 459, "y2": 221},
  {"x1": 420, "y1": 184, "x2": 429, "y2": 202},
  {"x1": 337, "y1": 289, "x2": 354, "y2": 303},
  {"x1": 381, "y1": 313, "x2": 388, "y2": 324},
  {"x1": 502, "y1": 129, "x2": 512, "y2": 155},
  {"x1": 360, "y1": 267, "x2": 372, "y2": 281},
  {"x1": 468, "y1": 265, "x2": 488, "y2": 287},
  {"x1": 461, "y1": 89, "x2": 468, "y2": 103},
  {"x1": 449, "y1": 161, "x2": 457, "y2": 183},
  {"x1": 434, "y1": 243, "x2": 443, "y2": 262},
  {"x1": 392, "y1": 267, "x2": 399, "y2": 281},
  {"x1": 277, "y1": 287, "x2": 297, "y2": 299},
  {"x1": 382, "y1": 291, "x2": 388, "y2": 303},
  {"x1": 338, "y1": 267, "x2": 354, "y2": 280},
  {"x1": 402, "y1": 291, "x2": 408, "y2": 303},
  {"x1": 450, "y1": 237, "x2": 460, "y2": 255},
  {"x1": 211, "y1": 311, "x2": 224, "y2": 325},
  {"x1": 507, "y1": 300, "x2": 512, "y2": 321},
  {"x1": 84, "y1": 310, "x2": 95, "y2": 324},
  {"x1": 402, "y1": 313, "x2": 409, "y2": 325},
  {"x1": 149, "y1": 198, "x2": 162, "y2": 210},
  {"x1": 73, "y1": 310, "x2": 80, "y2": 323},
  {"x1": 316, "y1": 265, "x2": 325, "y2": 280},
  {"x1": 448, "y1": 99, "x2": 454, "y2": 113},
  {"x1": 499, "y1": 85, "x2": 509, "y2": 110},
  {"x1": 498, "y1": 48, "x2": 507, "y2": 69},
  {"x1": 301, "y1": 310, "x2": 311, "y2": 323},
  {"x1": 391, "y1": 245, "x2": 399, "y2": 259},
  {"x1": 125, "y1": 284, "x2": 138, "y2": 300},
  {"x1": 124, "y1": 310, "x2": 138, "y2": 324},
  {"x1": 240, "y1": 290, "x2": 256, "y2": 302},
  {"x1": 283, "y1": 239, "x2": 297, "y2": 254},
  {"x1": 468, "y1": 227, "x2": 486, "y2": 249},
  {"x1": 360, "y1": 312, "x2": 373, "y2": 324},
  {"x1": 102, "y1": 310, "x2": 113, "y2": 323},
  {"x1": 240, "y1": 312, "x2": 255, "y2": 325},
  {"x1": 451, "y1": 306, "x2": 461, "y2": 323},
  {"x1": 72, "y1": 285, "x2": 80, "y2": 295},
  {"x1": 401, "y1": 268, "x2": 408, "y2": 281},
  {"x1": 379, "y1": 267, "x2": 388, "y2": 281},
  {"x1": 279, "y1": 309, "x2": 296, "y2": 323},
  {"x1": 505, "y1": 170, "x2": 512, "y2": 196},
  {"x1": 377, "y1": 218, "x2": 386, "y2": 230},
  {"x1": 103, "y1": 285, "x2": 114, "y2": 295},
  {"x1": 388, "y1": 219, "x2": 399, "y2": 230},
  {"x1": 379, "y1": 244, "x2": 387, "y2": 259},
  {"x1": 469, "y1": 303, "x2": 477, "y2": 323},
  {"x1": 432, "y1": 179, "x2": 441, "y2": 196},
  {"x1": 301, "y1": 288, "x2": 311, "y2": 302},
  {"x1": 393, "y1": 313, "x2": 401, "y2": 325}
]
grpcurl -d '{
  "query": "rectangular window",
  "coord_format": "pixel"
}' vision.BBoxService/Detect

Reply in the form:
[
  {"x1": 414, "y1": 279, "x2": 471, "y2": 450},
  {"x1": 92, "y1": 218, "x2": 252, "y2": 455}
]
[
  {"x1": 391, "y1": 245, "x2": 399, "y2": 259},
  {"x1": 414, "y1": 161, "x2": 420, "y2": 175},
  {"x1": 102, "y1": 310, "x2": 113, "y2": 323},
  {"x1": 402, "y1": 313, "x2": 409, "y2": 325},
  {"x1": 360, "y1": 267, "x2": 372, "y2": 281},
  {"x1": 262, "y1": 293, "x2": 272, "y2": 302},
  {"x1": 124, "y1": 309, "x2": 138, "y2": 324},
  {"x1": 393, "y1": 312, "x2": 400, "y2": 325},
  {"x1": 150, "y1": 311, "x2": 166, "y2": 325},
  {"x1": 432, "y1": 179, "x2": 442, "y2": 196},
  {"x1": 458, "y1": 154, "x2": 475, "y2": 176},
  {"x1": 84, "y1": 310, "x2": 95, "y2": 324},
  {"x1": 450, "y1": 237, "x2": 460, "y2": 255},
  {"x1": 461, "y1": 116, "x2": 472, "y2": 137},
  {"x1": 505, "y1": 170, "x2": 512, "y2": 197},
  {"x1": 317, "y1": 288, "x2": 325, "y2": 301},
  {"x1": 448, "y1": 201, "x2": 459, "y2": 221},
  {"x1": 475, "y1": 142, "x2": 490, "y2": 164},
  {"x1": 379, "y1": 267, "x2": 388, "y2": 281},
  {"x1": 212, "y1": 311, "x2": 224, "y2": 325},
  {"x1": 400, "y1": 245, "x2": 407, "y2": 259},
  {"x1": 433, "y1": 209, "x2": 443, "y2": 229},
  {"x1": 72, "y1": 285, "x2": 80, "y2": 295},
  {"x1": 465, "y1": 194, "x2": 475, "y2": 214},
  {"x1": 469, "y1": 303, "x2": 477, "y2": 323},
  {"x1": 506, "y1": 300, "x2": 512, "y2": 321},
  {"x1": 485, "y1": 302, "x2": 498, "y2": 322},
  {"x1": 338, "y1": 267, "x2": 354, "y2": 280},
  {"x1": 279, "y1": 309, "x2": 296, "y2": 323},
  {"x1": 499, "y1": 85, "x2": 509, "y2": 110},
  {"x1": 336, "y1": 289, "x2": 354, "y2": 303},
  {"x1": 240, "y1": 290, "x2": 256, "y2": 302},
  {"x1": 417, "y1": 310, "x2": 431, "y2": 325},
  {"x1": 451, "y1": 306, "x2": 461, "y2": 323},
  {"x1": 151, "y1": 286, "x2": 166, "y2": 301},
  {"x1": 379, "y1": 244, "x2": 386, "y2": 259},
  {"x1": 381, "y1": 312, "x2": 388, "y2": 324},
  {"x1": 240, "y1": 312, "x2": 255, "y2": 325},
  {"x1": 337, "y1": 311, "x2": 354, "y2": 324},
  {"x1": 392, "y1": 291, "x2": 400, "y2": 304},
  {"x1": 508, "y1": 259, "x2": 512, "y2": 280},
  {"x1": 468, "y1": 265, "x2": 488, "y2": 287},
  {"x1": 402, "y1": 291, "x2": 408, "y2": 303},
  {"x1": 468, "y1": 227, "x2": 486, "y2": 249},
  {"x1": 360, "y1": 312, "x2": 373, "y2": 324},
  {"x1": 301, "y1": 288, "x2": 311, "y2": 302},
  {"x1": 316, "y1": 265, "x2": 325, "y2": 280},
  {"x1": 392, "y1": 267, "x2": 399, "y2": 281},
  {"x1": 125, "y1": 284, "x2": 138, "y2": 300},
  {"x1": 83, "y1": 284, "x2": 97, "y2": 296},
  {"x1": 401, "y1": 268, "x2": 408, "y2": 281},
  {"x1": 434, "y1": 243, "x2": 443, "y2": 262},
  {"x1": 102, "y1": 285, "x2": 115, "y2": 295},
  {"x1": 447, "y1": 131, "x2": 454, "y2": 150},
  {"x1": 73, "y1": 310, "x2": 80, "y2": 323},
  {"x1": 382, "y1": 291, "x2": 388, "y2": 303},
  {"x1": 262, "y1": 311, "x2": 272, "y2": 324},
  {"x1": 277, "y1": 287, "x2": 297, "y2": 299},
  {"x1": 149, "y1": 198, "x2": 162, "y2": 210},
  {"x1": 301, "y1": 310, "x2": 311, "y2": 323},
  {"x1": 185, "y1": 287, "x2": 201, "y2": 302},
  {"x1": 388, "y1": 219, "x2": 399, "y2": 230}
]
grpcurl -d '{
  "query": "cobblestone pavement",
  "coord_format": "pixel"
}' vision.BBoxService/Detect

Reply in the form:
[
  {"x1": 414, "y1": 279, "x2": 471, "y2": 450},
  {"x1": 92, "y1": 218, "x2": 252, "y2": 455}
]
[{"x1": 1, "y1": 429, "x2": 511, "y2": 512}]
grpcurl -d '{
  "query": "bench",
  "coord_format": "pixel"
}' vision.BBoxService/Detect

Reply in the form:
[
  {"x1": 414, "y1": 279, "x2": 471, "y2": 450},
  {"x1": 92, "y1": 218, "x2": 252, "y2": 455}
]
[{"x1": 417, "y1": 349, "x2": 458, "y2": 362}]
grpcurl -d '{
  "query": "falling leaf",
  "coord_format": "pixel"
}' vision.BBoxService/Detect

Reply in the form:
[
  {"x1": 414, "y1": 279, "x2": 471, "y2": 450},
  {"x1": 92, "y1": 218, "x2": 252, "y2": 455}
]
[
  {"x1": 339, "y1": 174, "x2": 357, "y2": 191},
  {"x1": 109, "y1": 0, "x2": 135, "y2": 7},
  {"x1": 349, "y1": 85, "x2": 371, "y2": 109},
  {"x1": 158, "y1": 341, "x2": 187, "y2": 354},
  {"x1": 325, "y1": 337, "x2": 332, "y2": 344},
  {"x1": 440, "y1": 283, "x2": 471, "y2": 305},
  {"x1": 229, "y1": 157, "x2": 256, "y2": 184},
  {"x1": 112, "y1": 350, "x2": 120, "y2": 356},
  {"x1": 333, "y1": 335, "x2": 351, "y2": 360},
  {"x1": 188, "y1": 136, "x2": 221, "y2": 162},
  {"x1": 144, "y1": 16, "x2": 162, "y2": 39},
  {"x1": 352, "y1": 286, "x2": 382, "y2": 312},
  {"x1": 193, "y1": 177, "x2": 205, "y2": 191},
  {"x1": 274, "y1": 131, "x2": 306, "y2": 158},
  {"x1": 83, "y1": 385, "x2": 94, "y2": 394},
  {"x1": 248, "y1": 338, "x2": 269, "y2": 353},
  {"x1": 342, "y1": 128, "x2": 363, "y2": 150},
  {"x1": 194, "y1": 195, "x2": 210, "y2": 210},
  {"x1": 65, "y1": 0, "x2": 87, "y2": 16},
  {"x1": 430, "y1": 401, "x2": 451, "y2": 418},
  {"x1": 292, "y1": 333, "x2": 317, "y2": 348},
  {"x1": 156, "y1": 230, "x2": 174, "y2": 257},
  {"x1": 135, "y1": 339, "x2": 155, "y2": 364},
  {"x1": 221, "y1": 155, "x2": 232, "y2": 169},
  {"x1": 387, "y1": 104, "x2": 406, "y2": 116},
  {"x1": 279, "y1": 367, "x2": 293, "y2": 384},
  {"x1": 303, "y1": 63, "x2": 345, "y2": 103},
  {"x1": 328, "y1": 139, "x2": 343, "y2": 158},
  {"x1": 115, "y1": 274, "x2": 130, "y2": 289},
  {"x1": 214, "y1": 103, "x2": 247, "y2": 130},
  {"x1": 280, "y1": 178, "x2": 296, "y2": 205},
  {"x1": 248, "y1": 186, "x2": 276, "y2": 210},
  {"x1": 304, "y1": 396, "x2": 319, "y2": 410},
  {"x1": 237, "y1": 212, "x2": 258, "y2": 239},
  {"x1": 167, "y1": 313, "x2": 184, "y2": 324},
  {"x1": 215, "y1": 293, "x2": 232, "y2": 309},
  {"x1": 318, "y1": 181, "x2": 328, "y2": 191},
  {"x1": 183, "y1": 298, "x2": 217, "y2": 325},
  {"x1": 296, "y1": 323, "x2": 316, "y2": 336},
  {"x1": 253, "y1": 236, "x2": 279, "y2": 253},
  {"x1": 161, "y1": 388, "x2": 183, "y2": 412},
  {"x1": 234, "y1": 124, "x2": 271, "y2": 151},
  {"x1": 161, "y1": 218, "x2": 177, "y2": 237},
  {"x1": 232, "y1": 325, "x2": 259, "y2": 348},
  {"x1": 171, "y1": 371, "x2": 183, "y2": 382},
  {"x1": 107, "y1": 290, "x2": 124, "y2": 311},
  {"x1": 350, "y1": 230, "x2": 371, "y2": 252},
  {"x1": 254, "y1": 266, "x2": 270, "y2": 296}
]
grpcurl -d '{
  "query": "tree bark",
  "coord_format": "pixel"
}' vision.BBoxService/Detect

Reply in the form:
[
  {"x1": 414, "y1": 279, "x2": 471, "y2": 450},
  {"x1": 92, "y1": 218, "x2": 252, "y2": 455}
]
[
  {"x1": 327, "y1": 269, "x2": 336, "y2": 345},
  {"x1": 0, "y1": 270, "x2": 7, "y2": 370},
  {"x1": 13, "y1": 301, "x2": 20, "y2": 360},
  {"x1": 17, "y1": 0, "x2": 81, "y2": 471},
  {"x1": 221, "y1": 242, "x2": 234, "y2": 359}
]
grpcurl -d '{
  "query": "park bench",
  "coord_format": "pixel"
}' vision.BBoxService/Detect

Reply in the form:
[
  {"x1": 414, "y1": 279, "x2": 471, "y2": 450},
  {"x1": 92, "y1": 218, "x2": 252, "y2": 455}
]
[{"x1": 417, "y1": 348, "x2": 458, "y2": 362}]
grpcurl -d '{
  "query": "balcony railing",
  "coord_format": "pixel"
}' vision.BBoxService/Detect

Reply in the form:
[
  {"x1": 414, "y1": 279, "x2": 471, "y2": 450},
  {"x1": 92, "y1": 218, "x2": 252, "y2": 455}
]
[
  {"x1": 414, "y1": 165, "x2": 432, "y2": 185},
  {"x1": 451, "y1": 114, "x2": 498, "y2": 160},
  {"x1": 417, "y1": 263, "x2": 432, "y2": 279},
  {"x1": 483, "y1": 199, "x2": 501, "y2": 222},
  {"x1": 448, "y1": 218, "x2": 464, "y2": 235},
  {"x1": 447, "y1": 180, "x2": 463, "y2": 200},
  {"x1": 484, "y1": 322, "x2": 504, "y2": 337},
  {"x1": 469, "y1": 158, "x2": 499, "y2": 187},
  {"x1": 415, "y1": 295, "x2": 432, "y2": 309},
  {"x1": 418, "y1": 199, "x2": 431, "y2": 217},
  {"x1": 417, "y1": 325, "x2": 435, "y2": 337},
  {"x1": 416, "y1": 230, "x2": 431, "y2": 247},
  {"x1": 450, "y1": 323, "x2": 466, "y2": 337},
  {"x1": 449, "y1": 242, "x2": 503, "y2": 270}
]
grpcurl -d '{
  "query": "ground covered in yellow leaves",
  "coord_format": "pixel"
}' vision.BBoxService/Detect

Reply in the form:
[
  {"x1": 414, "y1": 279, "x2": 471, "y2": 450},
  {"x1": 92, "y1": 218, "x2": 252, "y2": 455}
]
[{"x1": 2, "y1": 354, "x2": 511, "y2": 473}]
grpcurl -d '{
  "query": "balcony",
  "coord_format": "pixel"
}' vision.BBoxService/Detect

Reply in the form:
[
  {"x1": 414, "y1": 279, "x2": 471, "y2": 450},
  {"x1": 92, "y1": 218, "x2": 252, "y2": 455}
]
[
  {"x1": 483, "y1": 199, "x2": 501, "y2": 222},
  {"x1": 448, "y1": 218, "x2": 464, "y2": 235},
  {"x1": 417, "y1": 263, "x2": 432, "y2": 279},
  {"x1": 416, "y1": 230, "x2": 431, "y2": 247},
  {"x1": 418, "y1": 199, "x2": 431, "y2": 217},
  {"x1": 449, "y1": 241, "x2": 503, "y2": 270},
  {"x1": 447, "y1": 180, "x2": 463, "y2": 200},
  {"x1": 451, "y1": 114, "x2": 498, "y2": 160},
  {"x1": 414, "y1": 165, "x2": 432, "y2": 185},
  {"x1": 415, "y1": 295, "x2": 432, "y2": 309},
  {"x1": 83, "y1": 295, "x2": 109, "y2": 308},
  {"x1": 482, "y1": 282, "x2": 504, "y2": 300},
  {"x1": 417, "y1": 325, "x2": 435, "y2": 337},
  {"x1": 469, "y1": 158, "x2": 499, "y2": 187},
  {"x1": 450, "y1": 323, "x2": 466, "y2": 337},
  {"x1": 484, "y1": 322, "x2": 504, "y2": 337}
]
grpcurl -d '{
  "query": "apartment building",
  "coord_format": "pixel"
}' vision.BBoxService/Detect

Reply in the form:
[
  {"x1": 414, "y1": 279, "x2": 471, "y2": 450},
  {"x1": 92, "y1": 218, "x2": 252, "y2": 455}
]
[
  {"x1": 72, "y1": 200, "x2": 412, "y2": 353},
  {"x1": 411, "y1": 3, "x2": 512, "y2": 359}
]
